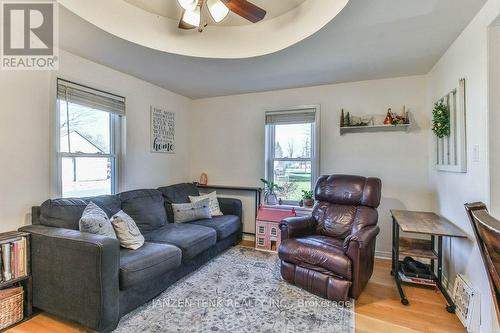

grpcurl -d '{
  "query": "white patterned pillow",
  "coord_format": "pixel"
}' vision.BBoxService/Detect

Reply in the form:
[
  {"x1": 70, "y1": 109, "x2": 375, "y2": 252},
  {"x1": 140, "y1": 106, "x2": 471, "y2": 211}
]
[
  {"x1": 111, "y1": 210, "x2": 145, "y2": 250},
  {"x1": 189, "y1": 191, "x2": 223, "y2": 216},
  {"x1": 79, "y1": 202, "x2": 116, "y2": 238},
  {"x1": 172, "y1": 198, "x2": 211, "y2": 223}
]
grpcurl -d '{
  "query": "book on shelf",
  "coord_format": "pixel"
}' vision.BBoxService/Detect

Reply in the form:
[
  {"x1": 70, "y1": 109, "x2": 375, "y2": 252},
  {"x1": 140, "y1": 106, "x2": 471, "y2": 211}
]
[
  {"x1": 398, "y1": 271, "x2": 436, "y2": 286},
  {"x1": 0, "y1": 235, "x2": 28, "y2": 283}
]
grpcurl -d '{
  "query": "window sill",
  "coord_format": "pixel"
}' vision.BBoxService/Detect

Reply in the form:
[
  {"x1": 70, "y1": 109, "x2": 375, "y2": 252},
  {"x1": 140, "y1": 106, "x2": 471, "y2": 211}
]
[{"x1": 262, "y1": 203, "x2": 313, "y2": 213}]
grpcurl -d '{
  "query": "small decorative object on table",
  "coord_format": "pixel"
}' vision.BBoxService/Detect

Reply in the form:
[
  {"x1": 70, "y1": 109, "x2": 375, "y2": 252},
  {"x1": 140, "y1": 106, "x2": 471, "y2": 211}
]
[
  {"x1": 199, "y1": 173, "x2": 208, "y2": 185},
  {"x1": 260, "y1": 178, "x2": 281, "y2": 205},
  {"x1": 0, "y1": 231, "x2": 31, "y2": 330},
  {"x1": 255, "y1": 207, "x2": 296, "y2": 252},
  {"x1": 301, "y1": 190, "x2": 314, "y2": 207}
]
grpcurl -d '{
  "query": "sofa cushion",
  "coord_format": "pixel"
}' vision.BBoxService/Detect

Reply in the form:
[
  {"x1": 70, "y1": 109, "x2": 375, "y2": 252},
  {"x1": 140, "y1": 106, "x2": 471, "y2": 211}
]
[
  {"x1": 119, "y1": 189, "x2": 167, "y2": 234},
  {"x1": 144, "y1": 224, "x2": 216, "y2": 260},
  {"x1": 188, "y1": 215, "x2": 240, "y2": 240},
  {"x1": 172, "y1": 198, "x2": 211, "y2": 223},
  {"x1": 278, "y1": 235, "x2": 352, "y2": 280},
  {"x1": 119, "y1": 242, "x2": 181, "y2": 290},
  {"x1": 111, "y1": 210, "x2": 145, "y2": 250},
  {"x1": 79, "y1": 202, "x2": 116, "y2": 238},
  {"x1": 39, "y1": 195, "x2": 121, "y2": 230},
  {"x1": 157, "y1": 183, "x2": 200, "y2": 222}
]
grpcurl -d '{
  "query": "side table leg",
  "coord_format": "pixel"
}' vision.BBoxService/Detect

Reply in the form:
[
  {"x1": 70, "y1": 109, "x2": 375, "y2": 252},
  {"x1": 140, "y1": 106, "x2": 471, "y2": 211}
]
[
  {"x1": 436, "y1": 236, "x2": 456, "y2": 313},
  {"x1": 392, "y1": 217, "x2": 408, "y2": 305}
]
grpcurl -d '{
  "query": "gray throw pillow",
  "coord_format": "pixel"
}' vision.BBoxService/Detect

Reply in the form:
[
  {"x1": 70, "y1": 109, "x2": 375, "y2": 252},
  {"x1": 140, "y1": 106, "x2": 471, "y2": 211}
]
[
  {"x1": 111, "y1": 210, "x2": 145, "y2": 250},
  {"x1": 79, "y1": 202, "x2": 116, "y2": 238},
  {"x1": 172, "y1": 198, "x2": 211, "y2": 223}
]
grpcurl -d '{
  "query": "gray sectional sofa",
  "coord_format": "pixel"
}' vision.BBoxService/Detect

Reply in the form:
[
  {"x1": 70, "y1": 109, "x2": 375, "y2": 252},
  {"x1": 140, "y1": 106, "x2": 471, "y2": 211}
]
[{"x1": 19, "y1": 183, "x2": 242, "y2": 332}]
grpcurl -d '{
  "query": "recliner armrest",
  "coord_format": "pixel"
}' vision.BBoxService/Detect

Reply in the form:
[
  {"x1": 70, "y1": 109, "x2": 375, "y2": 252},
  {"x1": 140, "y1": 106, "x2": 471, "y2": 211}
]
[
  {"x1": 279, "y1": 215, "x2": 317, "y2": 240},
  {"x1": 19, "y1": 225, "x2": 120, "y2": 332},
  {"x1": 218, "y1": 197, "x2": 242, "y2": 220},
  {"x1": 343, "y1": 225, "x2": 380, "y2": 251},
  {"x1": 344, "y1": 225, "x2": 380, "y2": 299}
]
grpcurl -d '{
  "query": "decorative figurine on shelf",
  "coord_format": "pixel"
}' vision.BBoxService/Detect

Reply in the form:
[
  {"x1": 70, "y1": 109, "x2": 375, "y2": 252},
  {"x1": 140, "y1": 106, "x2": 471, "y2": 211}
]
[
  {"x1": 383, "y1": 108, "x2": 394, "y2": 125},
  {"x1": 391, "y1": 106, "x2": 409, "y2": 125},
  {"x1": 345, "y1": 112, "x2": 351, "y2": 126},
  {"x1": 340, "y1": 109, "x2": 345, "y2": 127},
  {"x1": 199, "y1": 173, "x2": 208, "y2": 185},
  {"x1": 403, "y1": 105, "x2": 410, "y2": 124}
]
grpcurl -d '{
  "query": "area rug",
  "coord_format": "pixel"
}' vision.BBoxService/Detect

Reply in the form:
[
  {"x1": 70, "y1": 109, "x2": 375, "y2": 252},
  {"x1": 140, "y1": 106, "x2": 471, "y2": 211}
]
[{"x1": 114, "y1": 246, "x2": 354, "y2": 333}]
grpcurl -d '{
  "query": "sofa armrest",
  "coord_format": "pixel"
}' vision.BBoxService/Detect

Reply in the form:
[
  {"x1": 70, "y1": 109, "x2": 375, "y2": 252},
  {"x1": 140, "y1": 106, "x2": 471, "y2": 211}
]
[
  {"x1": 218, "y1": 197, "x2": 242, "y2": 220},
  {"x1": 344, "y1": 225, "x2": 380, "y2": 298},
  {"x1": 19, "y1": 225, "x2": 120, "y2": 332},
  {"x1": 279, "y1": 215, "x2": 317, "y2": 240}
]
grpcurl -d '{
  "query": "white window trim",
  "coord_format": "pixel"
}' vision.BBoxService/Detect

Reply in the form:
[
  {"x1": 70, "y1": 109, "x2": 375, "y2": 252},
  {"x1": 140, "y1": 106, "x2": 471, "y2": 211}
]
[
  {"x1": 54, "y1": 78, "x2": 123, "y2": 198},
  {"x1": 264, "y1": 105, "x2": 321, "y2": 206}
]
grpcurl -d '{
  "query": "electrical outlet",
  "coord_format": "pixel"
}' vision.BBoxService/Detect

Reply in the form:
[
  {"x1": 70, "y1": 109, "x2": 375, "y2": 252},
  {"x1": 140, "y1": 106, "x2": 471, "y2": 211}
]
[{"x1": 473, "y1": 145, "x2": 480, "y2": 162}]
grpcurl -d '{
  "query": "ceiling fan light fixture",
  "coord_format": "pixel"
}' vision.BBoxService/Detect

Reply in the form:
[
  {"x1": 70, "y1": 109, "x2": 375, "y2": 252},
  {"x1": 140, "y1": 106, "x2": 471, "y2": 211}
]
[
  {"x1": 181, "y1": 6, "x2": 201, "y2": 28},
  {"x1": 207, "y1": 0, "x2": 229, "y2": 23},
  {"x1": 177, "y1": 0, "x2": 198, "y2": 12}
]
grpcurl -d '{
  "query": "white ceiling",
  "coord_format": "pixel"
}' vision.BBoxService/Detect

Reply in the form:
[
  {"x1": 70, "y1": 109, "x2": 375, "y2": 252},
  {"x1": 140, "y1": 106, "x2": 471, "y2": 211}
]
[
  {"x1": 59, "y1": 0, "x2": 487, "y2": 99},
  {"x1": 123, "y1": 0, "x2": 307, "y2": 26}
]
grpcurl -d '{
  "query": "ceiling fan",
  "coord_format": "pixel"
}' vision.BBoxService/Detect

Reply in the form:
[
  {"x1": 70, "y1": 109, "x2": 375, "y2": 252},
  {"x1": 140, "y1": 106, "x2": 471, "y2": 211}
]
[{"x1": 177, "y1": 0, "x2": 267, "y2": 32}]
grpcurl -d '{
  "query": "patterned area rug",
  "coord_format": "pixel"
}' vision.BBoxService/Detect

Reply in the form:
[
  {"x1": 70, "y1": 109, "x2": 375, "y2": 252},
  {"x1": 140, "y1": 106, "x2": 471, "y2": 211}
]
[{"x1": 114, "y1": 246, "x2": 354, "y2": 333}]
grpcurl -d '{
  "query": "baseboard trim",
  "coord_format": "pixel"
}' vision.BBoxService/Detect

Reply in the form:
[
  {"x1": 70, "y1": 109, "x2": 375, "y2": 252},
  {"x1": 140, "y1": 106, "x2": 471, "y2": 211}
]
[{"x1": 375, "y1": 250, "x2": 392, "y2": 260}]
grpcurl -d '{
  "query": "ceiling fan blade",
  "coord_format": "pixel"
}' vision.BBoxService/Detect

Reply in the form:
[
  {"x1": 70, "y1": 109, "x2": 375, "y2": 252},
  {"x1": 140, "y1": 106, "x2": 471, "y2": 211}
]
[
  {"x1": 223, "y1": 0, "x2": 266, "y2": 23},
  {"x1": 178, "y1": 9, "x2": 198, "y2": 30}
]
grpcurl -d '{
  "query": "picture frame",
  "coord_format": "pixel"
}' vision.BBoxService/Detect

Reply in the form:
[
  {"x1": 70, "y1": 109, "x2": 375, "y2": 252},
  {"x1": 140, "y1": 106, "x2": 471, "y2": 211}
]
[
  {"x1": 150, "y1": 106, "x2": 175, "y2": 154},
  {"x1": 435, "y1": 78, "x2": 467, "y2": 172}
]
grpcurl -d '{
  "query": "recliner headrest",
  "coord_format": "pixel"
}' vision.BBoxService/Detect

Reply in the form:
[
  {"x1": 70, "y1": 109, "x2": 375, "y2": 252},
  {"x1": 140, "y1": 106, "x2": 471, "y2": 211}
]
[{"x1": 314, "y1": 174, "x2": 382, "y2": 208}]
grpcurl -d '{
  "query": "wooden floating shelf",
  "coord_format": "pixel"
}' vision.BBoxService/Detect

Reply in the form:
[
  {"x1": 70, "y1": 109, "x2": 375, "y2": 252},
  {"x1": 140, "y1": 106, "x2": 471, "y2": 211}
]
[{"x1": 340, "y1": 123, "x2": 410, "y2": 135}]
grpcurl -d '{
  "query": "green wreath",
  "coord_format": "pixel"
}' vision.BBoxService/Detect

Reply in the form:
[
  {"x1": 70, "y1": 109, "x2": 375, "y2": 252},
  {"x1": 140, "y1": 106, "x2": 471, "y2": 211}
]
[{"x1": 432, "y1": 102, "x2": 450, "y2": 138}]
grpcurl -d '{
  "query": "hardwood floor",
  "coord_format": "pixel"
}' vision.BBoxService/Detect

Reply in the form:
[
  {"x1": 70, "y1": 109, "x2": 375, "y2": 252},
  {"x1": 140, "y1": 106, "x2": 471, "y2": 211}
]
[
  {"x1": 8, "y1": 255, "x2": 464, "y2": 333},
  {"x1": 356, "y1": 259, "x2": 464, "y2": 333}
]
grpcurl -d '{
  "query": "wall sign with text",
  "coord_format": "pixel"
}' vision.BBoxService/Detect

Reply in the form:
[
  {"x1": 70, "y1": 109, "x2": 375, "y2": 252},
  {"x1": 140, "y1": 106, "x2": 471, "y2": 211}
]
[{"x1": 150, "y1": 106, "x2": 175, "y2": 153}]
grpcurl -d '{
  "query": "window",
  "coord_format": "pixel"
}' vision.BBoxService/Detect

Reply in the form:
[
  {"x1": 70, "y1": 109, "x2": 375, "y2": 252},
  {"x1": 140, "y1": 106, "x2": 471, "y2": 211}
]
[
  {"x1": 265, "y1": 107, "x2": 319, "y2": 205},
  {"x1": 56, "y1": 79, "x2": 124, "y2": 198}
]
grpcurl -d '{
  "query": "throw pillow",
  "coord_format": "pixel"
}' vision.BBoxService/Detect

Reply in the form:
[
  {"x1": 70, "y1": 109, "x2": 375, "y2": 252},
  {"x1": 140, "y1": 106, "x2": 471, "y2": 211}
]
[
  {"x1": 172, "y1": 198, "x2": 211, "y2": 223},
  {"x1": 79, "y1": 202, "x2": 116, "y2": 238},
  {"x1": 189, "y1": 191, "x2": 223, "y2": 216},
  {"x1": 111, "y1": 210, "x2": 145, "y2": 250}
]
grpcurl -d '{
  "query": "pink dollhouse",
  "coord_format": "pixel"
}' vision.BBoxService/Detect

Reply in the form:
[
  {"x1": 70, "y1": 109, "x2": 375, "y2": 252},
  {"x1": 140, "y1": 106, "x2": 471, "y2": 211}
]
[{"x1": 255, "y1": 207, "x2": 296, "y2": 252}]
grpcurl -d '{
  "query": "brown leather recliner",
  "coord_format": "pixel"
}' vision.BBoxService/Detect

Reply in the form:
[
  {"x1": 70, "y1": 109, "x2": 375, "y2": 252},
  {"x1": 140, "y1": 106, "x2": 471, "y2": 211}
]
[{"x1": 278, "y1": 174, "x2": 382, "y2": 301}]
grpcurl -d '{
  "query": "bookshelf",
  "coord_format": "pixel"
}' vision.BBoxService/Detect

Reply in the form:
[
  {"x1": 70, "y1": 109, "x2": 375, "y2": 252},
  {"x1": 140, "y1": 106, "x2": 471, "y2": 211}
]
[{"x1": 0, "y1": 231, "x2": 32, "y2": 330}]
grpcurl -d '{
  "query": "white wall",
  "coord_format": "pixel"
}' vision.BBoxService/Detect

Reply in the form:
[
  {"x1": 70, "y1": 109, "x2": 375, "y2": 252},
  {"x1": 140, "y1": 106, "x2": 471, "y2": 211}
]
[
  {"x1": 427, "y1": 0, "x2": 500, "y2": 332},
  {"x1": 490, "y1": 24, "x2": 500, "y2": 217},
  {"x1": 0, "y1": 71, "x2": 51, "y2": 233},
  {"x1": 190, "y1": 75, "x2": 433, "y2": 254},
  {"x1": 0, "y1": 50, "x2": 192, "y2": 233}
]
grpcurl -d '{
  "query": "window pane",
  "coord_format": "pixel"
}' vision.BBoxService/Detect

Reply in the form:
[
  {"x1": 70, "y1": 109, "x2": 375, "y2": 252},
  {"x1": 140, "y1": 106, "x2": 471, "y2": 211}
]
[
  {"x1": 273, "y1": 160, "x2": 312, "y2": 201},
  {"x1": 274, "y1": 123, "x2": 312, "y2": 158},
  {"x1": 59, "y1": 101, "x2": 111, "y2": 154},
  {"x1": 61, "y1": 157, "x2": 112, "y2": 197}
]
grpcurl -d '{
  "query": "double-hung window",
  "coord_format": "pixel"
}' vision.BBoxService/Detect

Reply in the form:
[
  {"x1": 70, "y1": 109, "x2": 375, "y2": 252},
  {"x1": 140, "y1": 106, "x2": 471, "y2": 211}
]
[
  {"x1": 56, "y1": 79, "x2": 124, "y2": 197},
  {"x1": 265, "y1": 106, "x2": 320, "y2": 205}
]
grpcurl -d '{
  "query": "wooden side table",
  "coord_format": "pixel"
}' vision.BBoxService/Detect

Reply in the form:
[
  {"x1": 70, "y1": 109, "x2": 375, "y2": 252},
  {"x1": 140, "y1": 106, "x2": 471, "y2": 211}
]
[
  {"x1": 0, "y1": 231, "x2": 32, "y2": 329},
  {"x1": 390, "y1": 210, "x2": 468, "y2": 312}
]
